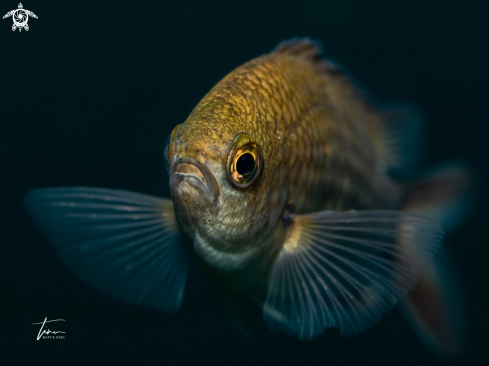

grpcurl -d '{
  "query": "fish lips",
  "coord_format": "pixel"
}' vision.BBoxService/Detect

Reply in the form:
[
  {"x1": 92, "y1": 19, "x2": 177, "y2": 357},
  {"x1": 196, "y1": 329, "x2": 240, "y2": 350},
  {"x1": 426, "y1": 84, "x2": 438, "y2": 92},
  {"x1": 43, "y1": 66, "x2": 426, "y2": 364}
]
[{"x1": 170, "y1": 157, "x2": 220, "y2": 206}]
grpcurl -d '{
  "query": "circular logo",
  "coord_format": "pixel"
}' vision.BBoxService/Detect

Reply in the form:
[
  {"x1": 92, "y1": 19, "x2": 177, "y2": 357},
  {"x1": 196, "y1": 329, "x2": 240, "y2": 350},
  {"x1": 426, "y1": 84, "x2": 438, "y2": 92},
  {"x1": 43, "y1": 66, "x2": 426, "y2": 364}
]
[{"x1": 13, "y1": 9, "x2": 28, "y2": 27}]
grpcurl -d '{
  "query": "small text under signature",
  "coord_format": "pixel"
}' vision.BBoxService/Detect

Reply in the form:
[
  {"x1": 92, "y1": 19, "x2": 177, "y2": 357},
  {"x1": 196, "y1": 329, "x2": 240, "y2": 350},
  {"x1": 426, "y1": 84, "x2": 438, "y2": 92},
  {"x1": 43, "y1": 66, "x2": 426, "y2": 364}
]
[{"x1": 31, "y1": 318, "x2": 66, "y2": 341}]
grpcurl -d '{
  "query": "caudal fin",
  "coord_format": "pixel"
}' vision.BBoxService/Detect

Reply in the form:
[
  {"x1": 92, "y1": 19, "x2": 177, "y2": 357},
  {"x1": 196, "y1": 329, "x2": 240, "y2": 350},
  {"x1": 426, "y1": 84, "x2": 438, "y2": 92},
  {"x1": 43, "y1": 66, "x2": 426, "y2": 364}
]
[{"x1": 400, "y1": 163, "x2": 476, "y2": 358}]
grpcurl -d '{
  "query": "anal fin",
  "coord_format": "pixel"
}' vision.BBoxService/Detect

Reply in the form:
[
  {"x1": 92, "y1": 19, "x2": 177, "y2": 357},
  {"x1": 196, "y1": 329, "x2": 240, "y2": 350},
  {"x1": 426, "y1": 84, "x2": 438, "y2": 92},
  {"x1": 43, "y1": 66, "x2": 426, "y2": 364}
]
[
  {"x1": 400, "y1": 252, "x2": 468, "y2": 358},
  {"x1": 400, "y1": 163, "x2": 475, "y2": 357}
]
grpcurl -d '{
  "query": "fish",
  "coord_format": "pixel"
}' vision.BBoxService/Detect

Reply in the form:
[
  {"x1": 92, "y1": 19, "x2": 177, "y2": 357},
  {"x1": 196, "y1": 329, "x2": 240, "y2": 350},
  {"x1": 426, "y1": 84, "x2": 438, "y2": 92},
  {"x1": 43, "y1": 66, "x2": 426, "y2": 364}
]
[{"x1": 24, "y1": 38, "x2": 473, "y2": 356}]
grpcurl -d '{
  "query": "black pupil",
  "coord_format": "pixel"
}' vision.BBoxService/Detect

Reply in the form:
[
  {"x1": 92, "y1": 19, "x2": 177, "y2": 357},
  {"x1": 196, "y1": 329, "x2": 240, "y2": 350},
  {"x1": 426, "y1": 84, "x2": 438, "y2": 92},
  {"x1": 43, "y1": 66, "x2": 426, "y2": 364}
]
[{"x1": 236, "y1": 153, "x2": 255, "y2": 177}]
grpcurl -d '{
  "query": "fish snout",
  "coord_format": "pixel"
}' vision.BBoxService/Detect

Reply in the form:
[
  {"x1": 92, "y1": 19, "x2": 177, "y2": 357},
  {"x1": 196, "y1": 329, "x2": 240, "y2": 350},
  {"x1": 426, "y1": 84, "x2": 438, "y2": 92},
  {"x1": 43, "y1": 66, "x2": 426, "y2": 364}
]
[{"x1": 170, "y1": 157, "x2": 220, "y2": 205}]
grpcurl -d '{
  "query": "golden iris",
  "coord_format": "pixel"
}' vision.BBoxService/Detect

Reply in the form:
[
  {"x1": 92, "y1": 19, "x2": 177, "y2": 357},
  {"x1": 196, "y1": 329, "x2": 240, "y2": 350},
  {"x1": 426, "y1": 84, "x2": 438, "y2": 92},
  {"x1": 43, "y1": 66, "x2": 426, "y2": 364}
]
[{"x1": 228, "y1": 133, "x2": 263, "y2": 188}]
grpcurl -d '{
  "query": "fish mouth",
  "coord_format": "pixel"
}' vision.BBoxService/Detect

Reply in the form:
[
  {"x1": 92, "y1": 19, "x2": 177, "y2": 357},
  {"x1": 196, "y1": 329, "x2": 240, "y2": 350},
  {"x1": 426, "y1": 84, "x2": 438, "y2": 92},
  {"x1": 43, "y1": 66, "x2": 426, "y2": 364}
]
[{"x1": 170, "y1": 157, "x2": 220, "y2": 205}]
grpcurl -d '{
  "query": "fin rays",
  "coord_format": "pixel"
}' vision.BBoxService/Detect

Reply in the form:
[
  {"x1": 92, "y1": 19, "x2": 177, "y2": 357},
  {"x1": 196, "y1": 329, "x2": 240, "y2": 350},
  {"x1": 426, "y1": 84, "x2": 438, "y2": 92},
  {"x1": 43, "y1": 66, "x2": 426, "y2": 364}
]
[
  {"x1": 263, "y1": 210, "x2": 443, "y2": 339},
  {"x1": 24, "y1": 187, "x2": 190, "y2": 313}
]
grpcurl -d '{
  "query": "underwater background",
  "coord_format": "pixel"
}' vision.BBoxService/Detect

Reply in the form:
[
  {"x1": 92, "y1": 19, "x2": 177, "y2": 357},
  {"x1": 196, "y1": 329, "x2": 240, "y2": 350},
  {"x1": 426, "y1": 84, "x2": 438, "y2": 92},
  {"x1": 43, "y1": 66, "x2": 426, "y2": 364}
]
[{"x1": 1, "y1": 1, "x2": 488, "y2": 365}]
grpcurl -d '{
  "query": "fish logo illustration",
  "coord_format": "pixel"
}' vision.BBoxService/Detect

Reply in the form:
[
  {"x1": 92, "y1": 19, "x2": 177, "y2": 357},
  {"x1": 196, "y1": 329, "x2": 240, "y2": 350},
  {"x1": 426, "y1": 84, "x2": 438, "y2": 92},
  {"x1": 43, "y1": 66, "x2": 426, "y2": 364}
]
[{"x1": 3, "y1": 3, "x2": 37, "y2": 32}]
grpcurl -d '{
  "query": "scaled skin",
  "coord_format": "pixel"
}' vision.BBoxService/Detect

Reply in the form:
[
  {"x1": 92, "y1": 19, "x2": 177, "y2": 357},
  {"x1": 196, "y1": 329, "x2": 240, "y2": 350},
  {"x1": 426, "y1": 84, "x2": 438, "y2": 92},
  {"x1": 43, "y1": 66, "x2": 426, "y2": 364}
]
[{"x1": 169, "y1": 41, "x2": 402, "y2": 298}]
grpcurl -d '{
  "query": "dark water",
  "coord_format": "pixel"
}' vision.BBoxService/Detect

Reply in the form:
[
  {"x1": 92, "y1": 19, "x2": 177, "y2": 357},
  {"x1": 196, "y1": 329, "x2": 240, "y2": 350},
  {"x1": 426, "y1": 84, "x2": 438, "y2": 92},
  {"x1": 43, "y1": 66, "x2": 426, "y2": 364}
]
[{"x1": 2, "y1": 1, "x2": 488, "y2": 365}]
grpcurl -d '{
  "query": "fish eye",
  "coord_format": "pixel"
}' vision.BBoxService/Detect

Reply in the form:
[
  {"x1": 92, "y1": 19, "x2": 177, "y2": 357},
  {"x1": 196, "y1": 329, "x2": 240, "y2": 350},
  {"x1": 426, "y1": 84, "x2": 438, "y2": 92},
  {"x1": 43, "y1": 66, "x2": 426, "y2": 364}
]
[
  {"x1": 228, "y1": 133, "x2": 263, "y2": 189},
  {"x1": 164, "y1": 124, "x2": 181, "y2": 174}
]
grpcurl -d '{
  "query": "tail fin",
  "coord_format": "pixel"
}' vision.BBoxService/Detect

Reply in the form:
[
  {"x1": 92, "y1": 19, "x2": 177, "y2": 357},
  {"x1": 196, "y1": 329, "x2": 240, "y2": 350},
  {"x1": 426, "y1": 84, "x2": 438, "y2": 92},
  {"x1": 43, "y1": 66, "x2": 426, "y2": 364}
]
[{"x1": 400, "y1": 163, "x2": 476, "y2": 358}]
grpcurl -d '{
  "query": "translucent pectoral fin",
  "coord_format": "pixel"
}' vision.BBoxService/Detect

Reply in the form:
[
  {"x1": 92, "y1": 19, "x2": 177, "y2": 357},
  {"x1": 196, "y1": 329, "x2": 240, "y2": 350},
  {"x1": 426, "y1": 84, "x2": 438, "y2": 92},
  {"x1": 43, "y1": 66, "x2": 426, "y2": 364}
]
[
  {"x1": 263, "y1": 210, "x2": 443, "y2": 340},
  {"x1": 24, "y1": 187, "x2": 191, "y2": 313}
]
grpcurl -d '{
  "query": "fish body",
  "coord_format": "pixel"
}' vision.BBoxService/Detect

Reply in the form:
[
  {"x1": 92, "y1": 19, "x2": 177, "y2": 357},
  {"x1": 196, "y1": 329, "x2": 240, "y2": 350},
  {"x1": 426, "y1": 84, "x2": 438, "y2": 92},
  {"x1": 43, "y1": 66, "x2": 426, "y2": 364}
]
[
  {"x1": 24, "y1": 38, "x2": 473, "y2": 356},
  {"x1": 170, "y1": 40, "x2": 401, "y2": 295}
]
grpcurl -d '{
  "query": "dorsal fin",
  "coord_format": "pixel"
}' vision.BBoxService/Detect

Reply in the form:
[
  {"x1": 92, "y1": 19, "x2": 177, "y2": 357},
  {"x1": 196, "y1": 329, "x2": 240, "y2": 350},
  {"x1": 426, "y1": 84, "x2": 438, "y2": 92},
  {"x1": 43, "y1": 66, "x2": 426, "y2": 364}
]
[
  {"x1": 272, "y1": 37, "x2": 322, "y2": 60},
  {"x1": 379, "y1": 104, "x2": 424, "y2": 172},
  {"x1": 272, "y1": 37, "x2": 339, "y2": 75}
]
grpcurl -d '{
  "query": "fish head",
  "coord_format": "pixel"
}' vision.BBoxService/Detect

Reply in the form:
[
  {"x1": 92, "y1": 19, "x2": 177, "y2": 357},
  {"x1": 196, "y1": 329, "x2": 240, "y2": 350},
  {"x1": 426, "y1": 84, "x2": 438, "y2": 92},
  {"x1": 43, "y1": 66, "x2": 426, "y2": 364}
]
[{"x1": 165, "y1": 94, "x2": 286, "y2": 258}]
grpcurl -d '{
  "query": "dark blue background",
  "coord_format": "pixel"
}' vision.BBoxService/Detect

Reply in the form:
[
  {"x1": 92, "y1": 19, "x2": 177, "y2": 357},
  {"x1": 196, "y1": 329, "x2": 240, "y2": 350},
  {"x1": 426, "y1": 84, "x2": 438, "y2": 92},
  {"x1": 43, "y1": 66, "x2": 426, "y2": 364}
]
[{"x1": 1, "y1": 1, "x2": 487, "y2": 365}]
